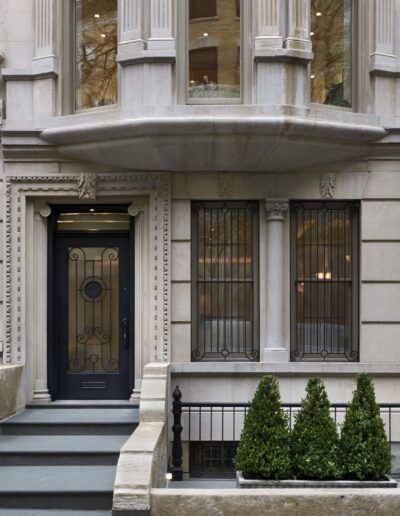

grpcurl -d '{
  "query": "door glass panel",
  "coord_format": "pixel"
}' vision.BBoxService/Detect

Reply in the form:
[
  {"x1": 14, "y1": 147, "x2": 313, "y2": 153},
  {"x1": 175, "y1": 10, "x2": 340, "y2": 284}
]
[
  {"x1": 68, "y1": 247, "x2": 120, "y2": 373},
  {"x1": 58, "y1": 212, "x2": 129, "y2": 231}
]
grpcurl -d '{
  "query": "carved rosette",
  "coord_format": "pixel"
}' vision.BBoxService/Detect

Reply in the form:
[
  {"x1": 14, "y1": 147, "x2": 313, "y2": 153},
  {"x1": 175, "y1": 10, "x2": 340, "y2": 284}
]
[
  {"x1": 265, "y1": 200, "x2": 289, "y2": 221},
  {"x1": 77, "y1": 173, "x2": 97, "y2": 200},
  {"x1": 320, "y1": 174, "x2": 336, "y2": 199}
]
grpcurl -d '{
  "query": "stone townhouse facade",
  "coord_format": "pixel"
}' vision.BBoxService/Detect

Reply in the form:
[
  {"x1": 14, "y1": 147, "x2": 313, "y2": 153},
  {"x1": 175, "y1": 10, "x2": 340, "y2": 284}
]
[{"x1": 0, "y1": 0, "x2": 400, "y2": 474}]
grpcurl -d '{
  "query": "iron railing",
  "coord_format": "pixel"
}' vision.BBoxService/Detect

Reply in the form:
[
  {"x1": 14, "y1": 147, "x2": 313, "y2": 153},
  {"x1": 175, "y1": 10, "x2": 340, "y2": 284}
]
[{"x1": 171, "y1": 387, "x2": 400, "y2": 479}]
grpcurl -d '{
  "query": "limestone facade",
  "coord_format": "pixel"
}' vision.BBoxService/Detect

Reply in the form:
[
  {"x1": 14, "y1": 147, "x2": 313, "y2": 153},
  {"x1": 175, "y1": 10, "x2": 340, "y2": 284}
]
[{"x1": 0, "y1": 0, "x2": 399, "y2": 428}]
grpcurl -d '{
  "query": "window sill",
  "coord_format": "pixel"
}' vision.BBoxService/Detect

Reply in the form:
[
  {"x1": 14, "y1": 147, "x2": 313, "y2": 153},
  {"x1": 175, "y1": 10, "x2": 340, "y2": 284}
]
[{"x1": 171, "y1": 362, "x2": 400, "y2": 376}]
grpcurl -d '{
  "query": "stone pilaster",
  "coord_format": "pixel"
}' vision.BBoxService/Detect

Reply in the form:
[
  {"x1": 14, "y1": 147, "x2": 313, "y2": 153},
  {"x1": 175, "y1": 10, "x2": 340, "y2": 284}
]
[
  {"x1": 148, "y1": 0, "x2": 174, "y2": 50},
  {"x1": 255, "y1": 0, "x2": 283, "y2": 51},
  {"x1": 32, "y1": 0, "x2": 58, "y2": 76},
  {"x1": 263, "y1": 200, "x2": 289, "y2": 363},
  {"x1": 370, "y1": 0, "x2": 397, "y2": 75},
  {"x1": 286, "y1": 0, "x2": 312, "y2": 54},
  {"x1": 32, "y1": 205, "x2": 52, "y2": 403},
  {"x1": 118, "y1": 0, "x2": 145, "y2": 60}
]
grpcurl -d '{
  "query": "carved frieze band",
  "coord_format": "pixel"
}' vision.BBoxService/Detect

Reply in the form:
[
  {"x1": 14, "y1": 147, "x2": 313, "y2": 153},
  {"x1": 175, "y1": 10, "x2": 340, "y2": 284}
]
[
  {"x1": 265, "y1": 200, "x2": 289, "y2": 221},
  {"x1": 5, "y1": 174, "x2": 170, "y2": 364}
]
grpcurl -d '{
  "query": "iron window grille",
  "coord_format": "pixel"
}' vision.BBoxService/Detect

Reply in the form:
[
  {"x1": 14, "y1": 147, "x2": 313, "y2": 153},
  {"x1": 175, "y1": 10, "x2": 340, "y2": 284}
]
[
  {"x1": 290, "y1": 201, "x2": 359, "y2": 362},
  {"x1": 191, "y1": 201, "x2": 259, "y2": 361}
]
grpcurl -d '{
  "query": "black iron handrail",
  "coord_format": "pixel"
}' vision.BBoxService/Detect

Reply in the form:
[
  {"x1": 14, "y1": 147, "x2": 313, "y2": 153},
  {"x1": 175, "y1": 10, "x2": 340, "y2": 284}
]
[{"x1": 171, "y1": 386, "x2": 400, "y2": 480}]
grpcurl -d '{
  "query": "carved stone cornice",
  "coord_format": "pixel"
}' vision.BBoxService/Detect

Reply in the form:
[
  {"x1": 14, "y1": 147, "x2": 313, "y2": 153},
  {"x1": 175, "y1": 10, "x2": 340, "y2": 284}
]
[{"x1": 265, "y1": 200, "x2": 289, "y2": 221}]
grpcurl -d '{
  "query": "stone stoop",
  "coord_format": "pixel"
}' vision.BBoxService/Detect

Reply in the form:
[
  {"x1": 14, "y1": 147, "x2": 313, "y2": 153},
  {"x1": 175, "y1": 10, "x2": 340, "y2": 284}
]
[{"x1": 0, "y1": 402, "x2": 139, "y2": 513}]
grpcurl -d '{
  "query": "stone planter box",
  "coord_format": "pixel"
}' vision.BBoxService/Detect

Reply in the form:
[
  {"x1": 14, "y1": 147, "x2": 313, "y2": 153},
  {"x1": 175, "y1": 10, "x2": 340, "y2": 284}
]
[{"x1": 236, "y1": 471, "x2": 398, "y2": 489}]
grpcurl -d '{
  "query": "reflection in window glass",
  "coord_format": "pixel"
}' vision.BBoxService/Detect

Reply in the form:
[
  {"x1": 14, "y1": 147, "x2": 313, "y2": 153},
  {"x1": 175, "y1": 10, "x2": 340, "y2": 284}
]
[
  {"x1": 189, "y1": 0, "x2": 240, "y2": 99},
  {"x1": 75, "y1": 0, "x2": 117, "y2": 110},
  {"x1": 189, "y1": 0, "x2": 217, "y2": 20},
  {"x1": 311, "y1": 0, "x2": 352, "y2": 108}
]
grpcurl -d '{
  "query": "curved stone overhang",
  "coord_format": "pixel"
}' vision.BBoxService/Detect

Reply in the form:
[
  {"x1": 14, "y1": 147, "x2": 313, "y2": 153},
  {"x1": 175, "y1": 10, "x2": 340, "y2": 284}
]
[{"x1": 40, "y1": 108, "x2": 387, "y2": 172}]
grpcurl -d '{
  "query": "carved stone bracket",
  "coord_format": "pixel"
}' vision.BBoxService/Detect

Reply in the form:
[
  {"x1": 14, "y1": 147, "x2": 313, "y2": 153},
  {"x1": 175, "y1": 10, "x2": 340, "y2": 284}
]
[
  {"x1": 320, "y1": 174, "x2": 336, "y2": 199},
  {"x1": 265, "y1": 200, "x2": 289, "y2": 221},
  {"x1": 77, "y1": 173, "x2": 97, "y2": 200},
  {"x1": 218, "y1": 172, "x2": 233, "y2": 198}
]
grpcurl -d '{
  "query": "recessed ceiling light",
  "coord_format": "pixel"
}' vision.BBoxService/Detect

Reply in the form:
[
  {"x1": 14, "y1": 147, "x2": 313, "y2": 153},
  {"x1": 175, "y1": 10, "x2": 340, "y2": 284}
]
[
  {"x1": 316, "y1": 11, "x2": 322, "y2": 16},
  {"x1": 94, "y1": 13, "x2": 100, "y2": 18},
  {"x1": 89, "y1": 208, "x2": 95, "y2": 212},
  {"x1": 101, "y1": 33, "x2": 106, "y2": 38},
  {"x1": 310, "y1": 74, "x2": 316, "y2": 79},
  {"x1": 310, "y1": 31, "x2": 314, "y2": 36},
  {"x1": 203, "y1": 32, "x2": 209, "y2": 37}
]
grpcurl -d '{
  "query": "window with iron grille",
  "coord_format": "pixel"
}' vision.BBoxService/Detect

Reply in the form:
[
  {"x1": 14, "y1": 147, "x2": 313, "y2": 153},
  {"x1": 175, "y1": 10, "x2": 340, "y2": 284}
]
[
  {"x1": 192, "y1": 201, "x2": 259, "y2": 361},
  {"x1": 189, "y1": 441, "x2": 238, "y2": 478},
  {"x1": 291, "y1": 201, "x2": 359, "y2": 362}
]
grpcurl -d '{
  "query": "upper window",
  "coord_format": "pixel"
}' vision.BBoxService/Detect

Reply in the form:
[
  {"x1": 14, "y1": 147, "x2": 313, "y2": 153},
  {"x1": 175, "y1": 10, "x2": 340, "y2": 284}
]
[
  {"x1": 291, "y1": 202, "x2": 359, "y2": 362},
  {"x1": 191, "y1": 202, "x2": 259, "y2": 361},
  {"x1": 189, "y1": 0, "x2": 217, "y2": 19},
  {"x1": 310, "y1": 0, "x2": 352, "y2": 108},
  {"x1": 75, "y1": 0, "x2": 118, "y2": 110},
  {"x1": 188, "y1": 0, "x2": 241, "y2": 101}
]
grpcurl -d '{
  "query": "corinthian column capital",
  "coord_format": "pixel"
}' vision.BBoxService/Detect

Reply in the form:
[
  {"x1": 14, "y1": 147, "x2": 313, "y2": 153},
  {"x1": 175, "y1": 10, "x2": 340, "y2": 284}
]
[{"x1": 265, "y1": 200, "x2": 289, "y2": 221}]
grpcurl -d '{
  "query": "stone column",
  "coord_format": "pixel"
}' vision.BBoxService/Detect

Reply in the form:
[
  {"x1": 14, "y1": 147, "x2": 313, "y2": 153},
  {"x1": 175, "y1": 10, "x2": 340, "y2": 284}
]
[
  {"x1": 128, "y1": 202, "x2": 145, "y2": 404},
  {"x1": 32, "y1": 205, "x2": 52, "y2": 403},
  {"x1": 32, "y1": 0, "x2": 58, "y2": 119},
  {"x1": 148, "y1": 0, "x2": 174, "y2": 50},
  {"x1": 255, "y1": 0, "x2": 284, "y2": 51},
  {"x1": 118, "y1": 0, "x2": 145, "y2": 58},
  {"x1": 264, "y1": 200, "x2": 289, "y2": 363},
  {"x1": 371, "y1": 0, "x2": 396, "y2": 73},
  {"x1": 286, "y1": 0, "x2": 312, "y2": 53}
]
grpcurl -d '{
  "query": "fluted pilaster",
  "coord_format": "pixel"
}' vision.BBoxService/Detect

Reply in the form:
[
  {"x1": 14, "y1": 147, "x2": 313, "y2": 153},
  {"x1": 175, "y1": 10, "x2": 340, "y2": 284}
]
[
  {"x1": 148, "y1": 0, "x2": 174, "y2": 50},
  {"x1": 370, "y1": 0, "x2": 397, "y2": 74},
  {"x1": 255, "y1": 0, "x2": 283, "y2": 50}
]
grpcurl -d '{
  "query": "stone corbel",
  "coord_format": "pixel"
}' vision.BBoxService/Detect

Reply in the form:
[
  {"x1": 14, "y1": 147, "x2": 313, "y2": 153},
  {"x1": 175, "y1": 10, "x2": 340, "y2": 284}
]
[{"x1": 77, "y1": 173, "x2": 97, "y2": 200}]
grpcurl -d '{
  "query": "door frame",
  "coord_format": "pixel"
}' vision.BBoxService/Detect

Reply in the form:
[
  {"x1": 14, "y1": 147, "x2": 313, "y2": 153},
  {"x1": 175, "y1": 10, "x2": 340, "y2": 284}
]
[{"x1": 47, "y1": 205, "x2": 135, "y2": 400}]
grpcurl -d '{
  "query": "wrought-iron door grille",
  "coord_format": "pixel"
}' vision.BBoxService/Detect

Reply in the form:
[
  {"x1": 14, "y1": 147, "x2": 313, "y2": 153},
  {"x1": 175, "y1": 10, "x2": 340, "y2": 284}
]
[
  {"x1": 192, "y1": 201, "x2": 259, "y2": 361},
  {"x1": 68, "y1": 246, "x2": 120, "y2": 373},
  {"x1": 290, "y1": 201, "x2": 359, "y2": 361}
]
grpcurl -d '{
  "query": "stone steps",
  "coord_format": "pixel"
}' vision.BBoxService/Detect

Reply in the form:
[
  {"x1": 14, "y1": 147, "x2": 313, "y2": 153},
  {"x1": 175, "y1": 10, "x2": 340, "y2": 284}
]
[{"x1": 0, "y1": 403, "x2": 139, "y2": 512}]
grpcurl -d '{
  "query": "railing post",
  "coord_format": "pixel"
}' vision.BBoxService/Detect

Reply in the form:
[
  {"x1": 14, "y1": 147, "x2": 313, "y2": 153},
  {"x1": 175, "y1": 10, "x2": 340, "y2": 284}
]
[{"x1": 172, "y1": 385, "x2": 183, "y2": 481}]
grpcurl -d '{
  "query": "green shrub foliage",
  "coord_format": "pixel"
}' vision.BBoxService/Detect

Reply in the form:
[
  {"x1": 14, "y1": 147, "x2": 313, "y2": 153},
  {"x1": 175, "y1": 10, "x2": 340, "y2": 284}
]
[
  {"x1": 291, "y1": 377, "x2": 342, "y2": 479},
  {"x1": 340, "y1": 373, "x2": 391, "y2": 480},
  {"x1": 234, "y1": 375, "x2": 291, "y2": 479}
]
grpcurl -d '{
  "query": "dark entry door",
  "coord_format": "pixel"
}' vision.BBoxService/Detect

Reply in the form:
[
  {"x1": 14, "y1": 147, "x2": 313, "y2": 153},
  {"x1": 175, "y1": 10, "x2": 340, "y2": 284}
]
[{"x1": 54, "y1": 234, "x2": 131, "y2": 399}]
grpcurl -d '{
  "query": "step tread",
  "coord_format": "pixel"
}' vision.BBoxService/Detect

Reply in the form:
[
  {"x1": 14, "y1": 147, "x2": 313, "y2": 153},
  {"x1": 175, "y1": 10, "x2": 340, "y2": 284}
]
[
  {"x1": 0, "y1": 466, "x2": 117, "y2": 493},
  {"x1": 1, "y1": 408, "x2": 139, "y2": 426},
  {"x1": 0, "y1": 435, "x2": 128, "y2": 454},
  {"x1": 26, "y1": 400, "x2": 138, "y2": 409}
]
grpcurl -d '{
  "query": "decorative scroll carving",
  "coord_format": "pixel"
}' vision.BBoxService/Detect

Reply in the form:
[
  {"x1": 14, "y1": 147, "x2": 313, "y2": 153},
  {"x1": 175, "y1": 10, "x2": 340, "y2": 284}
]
[
  {"x1": 218, "y1": 172, "x2": 233, "y2": 198},
  {"x1": 265, "y1": 200, "x2": 289, "y2": 220},
  {"x1": 77, "y1": 173, "x2": 97, "y2": 200},
  {"x1": 128, "y1": 202, "x2": 145, "y2": 217},
  {"x1": 320, "y1": 174, "x2": 336, "y2": 199},
  {"x1": 37, "y1": 203, "x2": 52, "y2": 218}
]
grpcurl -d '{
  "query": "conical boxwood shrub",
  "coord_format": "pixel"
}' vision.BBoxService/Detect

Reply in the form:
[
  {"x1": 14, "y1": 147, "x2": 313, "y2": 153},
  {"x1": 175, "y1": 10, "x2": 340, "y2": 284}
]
[
  {"x1": 340, "y1": 373, "x2": 391, "y2": 480},
  {"x1": 291, "y1": 378, "x2": 342, "y2": 479},
  {"x1": 234, "y1": 375, "x2": 291, "y2": 479}
]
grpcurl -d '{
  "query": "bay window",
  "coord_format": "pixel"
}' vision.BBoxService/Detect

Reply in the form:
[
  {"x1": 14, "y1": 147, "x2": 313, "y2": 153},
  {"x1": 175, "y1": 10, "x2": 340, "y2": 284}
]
[
  {"x1": 188, "y1": 0, "x2": 241, "y2": 101},
  {"x1": 311, "y1": 0, "x2": 352, "y2": 108},
  {"x1": 75, "y1": 0, "x2": 118, "y2": 110}
]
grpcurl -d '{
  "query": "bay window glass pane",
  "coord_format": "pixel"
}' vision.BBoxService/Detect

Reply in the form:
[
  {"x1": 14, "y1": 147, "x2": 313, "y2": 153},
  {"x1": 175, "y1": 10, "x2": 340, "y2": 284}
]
[
  {"x1": 291, "y1": 202, "x2": 359, "y2": 362},
  {"x1": 189, "y1": 0, "x2": 240, "y2": 99},
  {"x1": 75, "y1": 0, "x2": 118, "y2": 110},
  {"x1": 192, "y1": 202, "x2": 259, "y2": 361},
  {"x1": 311, "y1": 0, "x2": 352, "y2": 107}
]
